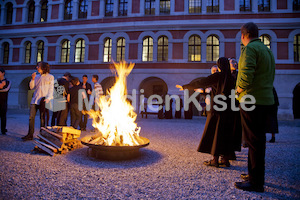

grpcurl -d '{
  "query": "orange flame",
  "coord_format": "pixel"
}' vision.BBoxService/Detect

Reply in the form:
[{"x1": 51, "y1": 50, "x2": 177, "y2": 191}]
[{"x1": 86, "y1": 61, "x2": 142, "y2": 146}]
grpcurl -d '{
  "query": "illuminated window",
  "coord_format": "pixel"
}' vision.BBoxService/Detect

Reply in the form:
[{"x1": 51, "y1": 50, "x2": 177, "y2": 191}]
[
  {"x1": 258, "y1": 0, "x2": 270, "y2": 12},
  {"x1": 206, "y1": 35, "x2": 219, "y2": 62},
  {"x1": 119, "y1": 0, "x2": 128, "y2": 16},
  {"x1": 116, "y1": 37, "x2": 125, "y2": 62},
  {"x1": 103, "y1": 38, "x2": 112, "y2": 62},
  {"x1": 294, "y1": 34, "x2": 300, "y2": 62},
  {"x1": 61, "y1": 40, "x2": 70, "y2": 63},
  {"x1": 188, "y1": 35, "x2": 201, "y2": 62},
  {"x1": 160, "y1": 0, "x2": 170, "y2": 14},
  {"x1": 6, "y1": 3, "x2": 13, "y2": 24},
  {"x1": 189, "y1": 0, "x2": 201, "y2": 13},
  {"x1": 105, "y1": 0, "x2": 114, "y2": 16},
  {"x1": 78, "y1": 0, "x2": 88, "y2": 18},
  {"x1": 142, "y1": 37, "x2": 153, "y2": 62},
  {"x1": 40, "y1": 1, "x2": 48, "y2": 22},
  {"x1": 157, "y1": 36, "x2": 168, "y2": 62},
  {"x1": 259, "y1": 34, "x2": 271, "y2": 49},
  {"x1": 36, "y1": 41, "x2": 44, "y2": 62},
  {"x1": 207, "y1": 0, "x2": 219, "y2": 13},
  {"x1": 75, "y1": 39, "x2": 85, "y2": 62},
  {"x1": 64, "y1": 0, "x2": 73, "y2": 20},
  {"x1": 145, "y1": 0, "x2": 155, "y2": 15},
  {"x1": 240, "y1": 0, "x2": 251, "y2": 11},
  {"x1": 25, "y1": 42, "x2": 32, "y2": 63},
  {"x1": 2, "y1": 43, "x2": 9, "y2": 64},
  {"x1": 28, "y1": 1, "x2": 35, "y2": 23}
]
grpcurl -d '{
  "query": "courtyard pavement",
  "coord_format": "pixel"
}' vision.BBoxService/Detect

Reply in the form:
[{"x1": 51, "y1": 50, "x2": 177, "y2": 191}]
[{"x1": 0, "y1": 109, "x2": 299, "y2": 199}]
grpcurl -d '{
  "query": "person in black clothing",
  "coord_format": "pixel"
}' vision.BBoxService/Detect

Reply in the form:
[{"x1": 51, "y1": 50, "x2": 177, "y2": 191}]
[
  {"x1": 266, "y1": 87, "x2": 279, "y2": 143},
  {"x1": 0, "y1": 68, "x2": 11, "y2": 135},
  {"x1": 175, "y1": 98, "x2": 183, "y2": 119},
  {"x1": 177, "y1": 57, "x2": 236, "y2": 167},
  {"x1": 52, "y1": 72, "x2": 71, "y2": 126},
  {"x1": 68, "y1": 77, "x2": 86, "y2": 129},
  {"x1": 79, "y1": 75, "x2": 92, "y2": 131}
]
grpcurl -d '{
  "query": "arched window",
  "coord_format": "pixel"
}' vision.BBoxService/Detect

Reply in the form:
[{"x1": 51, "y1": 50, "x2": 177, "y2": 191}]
[
  {"x1": 206, "y1": 35, "x2": 219, "y2": 62},
  {"x1": 258, "y1": 0, "x2": 270, "y2": 12},
  {"x1": 37, "y1": 41, "x2": 44, "y2": 62},
  {"x1": 105, "y1": 0, "x2": 114, "y2": 16},
  {"x1": 259, "y1": 34, "x2": 271, "y2": 49},
  {"x1": 207, "y1": 0, "x2": 219, "y2": 13},
  {"x1": 61, "y1": 40, "x2": 70, "y2": 63},
  {"x1": 240, "y1": 0, "x2": 251, "y2": 11},
  {"x1": 2, "y1": 43, "x2": 9, "y2": 64},
  {"x1": 142, "y1": 37, "x2": 153, "y2": 62},
  {"x1": 6, "y1": 3, "x2": 13, "y2": 24},
  {"x1": 25, "y1": 42, "x2": 32, "y2": 63},
  {"x1": 40, "y1": 1, "x2": 48, "y2": 22},
  {"x1": 103, "y1": 38, "x2": 112, "y2": 62},
  {"x1": 28, "y1": 1, "x2": 35, "y2": 23},
  {"x1": 157, "y1": 36, "x2": 168, "y2": 62},
  {"x1": 189, "y1": 0, "x2": 201, "y2": 13},
  {"x1": 294, "y1": 34, "x2": 300, "y2": 62},
  {"x1": 145, "y1": 0, "x2": 155, "y2": 15},
  {"x1": 64, "y1": 0, "x2": 73, "y2": 20},
  {"x1": 75, "y1": 39, "x2": 85, "y2": 62},
  {"x1": 188, "y1": 35, "x2": 201, "y2": 61},
  {"x1": 116, "y1": 37, "x2": 125, "y2": 62},
  {"x1": 160, "y1": 0, "x2": 170, "y2": 14},
  {"x1": 119, "y1": 0, "x2": 128, "y2": 16},
  {"x1": 78, "y1": 0, "x2": 88, "y2": 19}
]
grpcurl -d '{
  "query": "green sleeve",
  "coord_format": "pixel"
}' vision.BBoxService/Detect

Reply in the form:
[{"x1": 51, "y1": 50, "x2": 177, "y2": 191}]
[{"x1": 238, "y1": 46, "x2": 256, "y2": 89}]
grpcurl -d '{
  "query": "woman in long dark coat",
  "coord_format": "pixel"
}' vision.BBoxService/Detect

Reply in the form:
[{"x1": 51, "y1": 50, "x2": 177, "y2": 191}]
[{"x1": 177, "y1": 57, "x2": 235, "y2": 167}]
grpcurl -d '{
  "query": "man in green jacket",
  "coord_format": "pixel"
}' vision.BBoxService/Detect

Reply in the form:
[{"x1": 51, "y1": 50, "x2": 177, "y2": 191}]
[{"x1": 234, "y1": 22, "x2": 275, "y2": 193}]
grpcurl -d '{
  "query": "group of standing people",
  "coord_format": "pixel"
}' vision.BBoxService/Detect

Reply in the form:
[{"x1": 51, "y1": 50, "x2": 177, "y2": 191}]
[
  {"x1": 178, "y1": 22, "x2": 277, "y2": 192},
  {"x1": 21, "y1": 61, "x2": 103, "y2": 141}
]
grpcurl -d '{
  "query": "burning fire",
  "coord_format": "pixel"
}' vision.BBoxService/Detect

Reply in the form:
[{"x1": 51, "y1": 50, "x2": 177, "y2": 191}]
[{"x1": 86, "y1": 61, "x2": 143, "y2": 146}]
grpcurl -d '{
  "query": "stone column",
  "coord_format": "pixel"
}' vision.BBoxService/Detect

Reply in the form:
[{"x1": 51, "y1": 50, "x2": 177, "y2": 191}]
[
  {"x1": 202, "y1": 0, "x2": 206, "y2": 14},
  {"x1": 34, "y1": 3, "x2": 41, "y2": 23},
  {"x1": 12, "y1": 7, "x2": 17, "y2": 24},
  {"x1": 58, "y1": 2, "x2": 64, "y2": 21},
  {"x1": 113, "y1": 0, "x2": 119, "y2": 17},
  {"x1": 73, "y1": 0, "x2": 79, "y2": 20},
  {"x1": 155, "y1": 0, "x2": 160, "y2": 15},
  {"x1": 0, "y1": 6, "x2": 5, "y2": 25},
  {"x1": 69, "y1": 43, "x2": 75, "y2": 63},
  {"x1": 100, "y1": 0, "x2": 105, "y2": 17}
]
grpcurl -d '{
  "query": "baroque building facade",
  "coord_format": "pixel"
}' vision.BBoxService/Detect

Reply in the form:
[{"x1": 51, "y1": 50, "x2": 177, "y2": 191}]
[{"x1": 0, "y1": 0, "x2": 300, "y2": 119}]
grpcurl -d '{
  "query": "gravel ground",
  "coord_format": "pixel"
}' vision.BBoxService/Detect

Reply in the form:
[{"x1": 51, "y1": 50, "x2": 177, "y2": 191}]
[{"x1": 0, "y1": 111, "x2": 299, "y2": 199}]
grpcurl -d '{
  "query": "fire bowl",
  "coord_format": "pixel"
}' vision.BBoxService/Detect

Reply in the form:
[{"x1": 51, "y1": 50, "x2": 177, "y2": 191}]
[{"x1": 81, "y1": 135, "x2": 150, "y2": 160}]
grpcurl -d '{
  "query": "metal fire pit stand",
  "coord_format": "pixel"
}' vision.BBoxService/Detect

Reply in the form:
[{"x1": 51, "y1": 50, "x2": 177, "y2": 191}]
[{"x1": 81, "y1": 136, "x2": 150, "y2": 160}]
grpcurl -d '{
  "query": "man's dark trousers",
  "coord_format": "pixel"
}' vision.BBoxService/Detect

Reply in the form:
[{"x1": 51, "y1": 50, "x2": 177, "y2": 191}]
[
  {"x1": 28, "y1": 104, "x2": 45, "y2": 137},
  {"x1": 0, "y1": 103, "x2": 7, "y2": 134},
  {"x1": 240, "y1": 104, "x2": 271, "y2": 187}
]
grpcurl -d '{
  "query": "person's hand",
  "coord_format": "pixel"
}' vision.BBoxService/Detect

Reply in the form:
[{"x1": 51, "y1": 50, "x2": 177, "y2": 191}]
[
  {"x1": 44, "y1": 99, "x2": 50, "y2": 104},
  {"x1": 87, "y1": 89, "x2": 92, "y2": 95},
  {"x1": 176, "y1": 85, "x2": 183, "y2": 91},
  {"x1": 32, "y1": 72, "x2": 37, "y2": 80},
  {"x1": 194, "y1": 88, "x2": 203, "y2": 93}
]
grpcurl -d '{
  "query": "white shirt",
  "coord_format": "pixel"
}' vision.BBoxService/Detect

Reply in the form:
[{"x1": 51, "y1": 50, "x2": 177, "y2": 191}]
[{"x1": 30, "y1": 73, "x2": 54, "y2": 105}]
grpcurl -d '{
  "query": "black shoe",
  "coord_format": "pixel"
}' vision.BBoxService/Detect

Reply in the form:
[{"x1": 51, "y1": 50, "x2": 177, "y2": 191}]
[
  {"x1": 1, "y1": 129, "x2": 7, "y2": 135},
  {"x1": 235, "y1": 181, "x2": 264, "y2": 193},
  {"x1": 240, "y1": 174, "x2": 249, "y2": 181},
  {"x1": 269, "y1": 137, "x2": 275, "y2": 143},
  {"x1": 21, "y1": 135, "x2": 33, "y2": 141}
]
